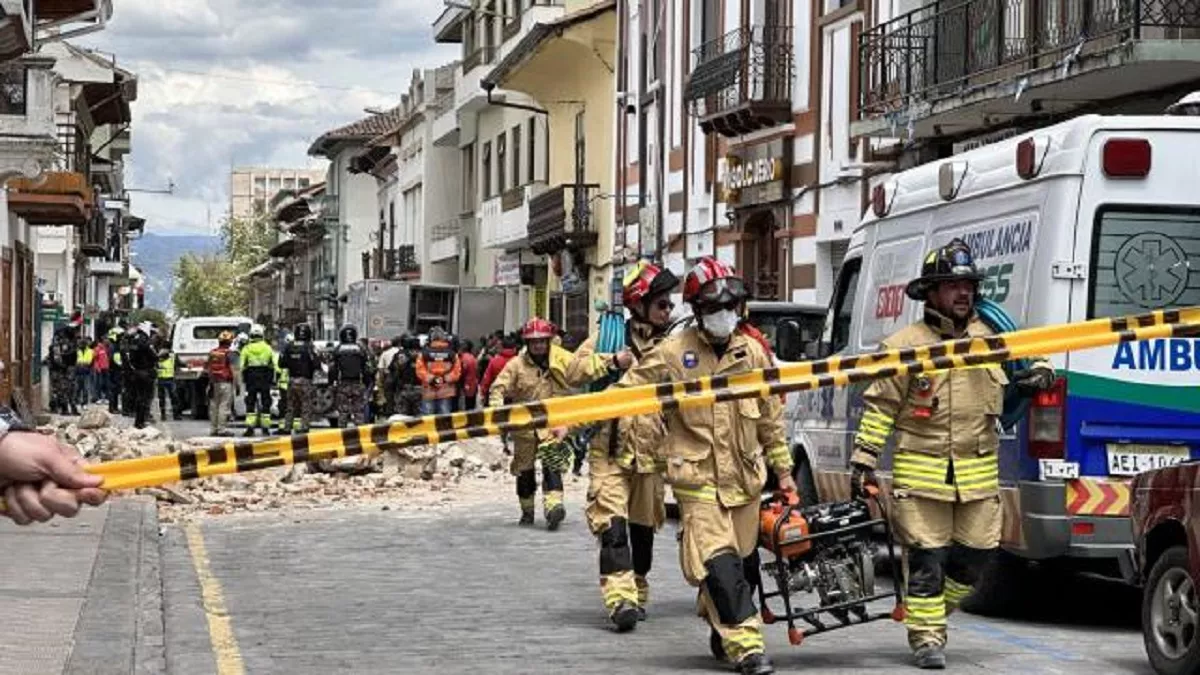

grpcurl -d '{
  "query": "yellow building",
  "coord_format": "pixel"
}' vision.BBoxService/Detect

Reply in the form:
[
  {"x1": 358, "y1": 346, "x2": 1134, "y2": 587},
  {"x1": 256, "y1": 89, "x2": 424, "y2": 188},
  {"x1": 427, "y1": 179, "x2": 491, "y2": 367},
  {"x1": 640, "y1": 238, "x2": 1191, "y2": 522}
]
[{"x1": 481, "y1": 0, "x2": 616, "y2": 340}]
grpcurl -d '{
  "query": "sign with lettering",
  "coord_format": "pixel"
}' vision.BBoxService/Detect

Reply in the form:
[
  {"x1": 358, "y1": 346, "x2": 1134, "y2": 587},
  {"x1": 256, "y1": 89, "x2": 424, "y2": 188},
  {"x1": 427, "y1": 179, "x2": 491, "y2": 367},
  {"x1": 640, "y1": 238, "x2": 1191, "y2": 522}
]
[
  {"x1": 726, "y1": 157, "x2": 784, "y2": 190},
  {"x1": 495, "y1": 253, "x2": 521, "y2": 286},
  {"x1": 724, "y1": 137, "x2": 792, "y2": 207}
]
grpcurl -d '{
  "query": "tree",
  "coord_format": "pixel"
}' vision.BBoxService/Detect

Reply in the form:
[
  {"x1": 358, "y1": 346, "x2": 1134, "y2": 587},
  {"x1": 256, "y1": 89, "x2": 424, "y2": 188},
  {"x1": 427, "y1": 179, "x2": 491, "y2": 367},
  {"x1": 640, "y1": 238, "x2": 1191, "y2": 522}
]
[
  {"x1": 222, "y1": 213, "x2": 276, "y2": 272},
  {"x1": 171, "y1": 254, "x2": 247, "y2": 317}
]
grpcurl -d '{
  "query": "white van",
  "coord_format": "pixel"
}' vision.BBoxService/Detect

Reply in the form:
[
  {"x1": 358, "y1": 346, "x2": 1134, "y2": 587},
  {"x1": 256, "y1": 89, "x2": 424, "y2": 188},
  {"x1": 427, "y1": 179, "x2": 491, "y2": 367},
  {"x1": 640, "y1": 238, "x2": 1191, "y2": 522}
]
[
  {"x1": 792, "y1": 114, "x2": 1200, "y2": 591},
  {"x1": 170, "y1": 316, "x2": 252, "y2": 419}
]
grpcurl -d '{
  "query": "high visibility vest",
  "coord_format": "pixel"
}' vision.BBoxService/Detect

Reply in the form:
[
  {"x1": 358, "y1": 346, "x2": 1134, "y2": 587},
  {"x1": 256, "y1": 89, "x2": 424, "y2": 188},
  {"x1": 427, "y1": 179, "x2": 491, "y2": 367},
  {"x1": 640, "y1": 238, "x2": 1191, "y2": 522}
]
[
  {"x1": 113, "y1": 352, "x2": 122, "y2": 366},
  {"x1": 275, "y1": 352, "x2": 289, "y2": 389},
  {"x1": 78, "y1": 347, "x2": 94, "y2": 366},
  {"x1": 157, "y1": 356, "x2": 175, "y2": 380}
]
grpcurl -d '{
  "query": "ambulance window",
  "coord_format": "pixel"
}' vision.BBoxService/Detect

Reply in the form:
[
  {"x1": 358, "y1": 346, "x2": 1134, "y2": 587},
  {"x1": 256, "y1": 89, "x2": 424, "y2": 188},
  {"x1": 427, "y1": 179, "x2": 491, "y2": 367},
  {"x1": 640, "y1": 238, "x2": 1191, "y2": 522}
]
[
  {"x1": 828, "y1": 257, "x2": 862, "y2": 354},
  {"x1": 1089, "y1": 207, "x2": 1200, "y2": 319}
]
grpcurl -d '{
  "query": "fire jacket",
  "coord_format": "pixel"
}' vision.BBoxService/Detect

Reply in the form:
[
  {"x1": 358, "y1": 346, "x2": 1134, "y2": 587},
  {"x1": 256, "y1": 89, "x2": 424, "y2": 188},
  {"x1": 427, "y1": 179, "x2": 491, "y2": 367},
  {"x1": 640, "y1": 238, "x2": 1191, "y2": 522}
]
[
  {"x1": 415, "y1": 338, "x2": 462, "y2": 401},
  {"x1": 487, "y1": 347, "x2": 572, "y2": 451},
  {"x1": 849, "y1": 307, "x2": 1051, "y2": 502},
  {"x1": 563, "y1": 320, "x2": 667, "y2": 475},
  {"x1": 615, "y1": 327, "x2": 792, "y2": 508}
]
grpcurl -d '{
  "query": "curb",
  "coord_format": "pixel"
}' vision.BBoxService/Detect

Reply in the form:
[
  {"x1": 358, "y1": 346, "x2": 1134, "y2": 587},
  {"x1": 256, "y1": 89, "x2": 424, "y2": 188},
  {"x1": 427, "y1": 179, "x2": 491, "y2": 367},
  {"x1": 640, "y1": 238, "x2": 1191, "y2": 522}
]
[{"x1": 64, "y1": 497, "x2": 165, "y2": 675}]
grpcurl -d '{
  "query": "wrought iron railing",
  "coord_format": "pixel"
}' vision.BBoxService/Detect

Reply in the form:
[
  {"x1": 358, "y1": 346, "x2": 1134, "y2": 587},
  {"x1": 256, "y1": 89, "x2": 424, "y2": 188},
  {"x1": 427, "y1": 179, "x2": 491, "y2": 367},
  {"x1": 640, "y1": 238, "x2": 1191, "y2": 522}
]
[
  {"x1": 527, "y1": 183, "x2": 599, "y2": 255},
  {"x1": 859, "y1": 0, "x2": 1200, "y2": 117},
  {"x1": 685, "y1": 25, "x2": 794, "y2": 117}
]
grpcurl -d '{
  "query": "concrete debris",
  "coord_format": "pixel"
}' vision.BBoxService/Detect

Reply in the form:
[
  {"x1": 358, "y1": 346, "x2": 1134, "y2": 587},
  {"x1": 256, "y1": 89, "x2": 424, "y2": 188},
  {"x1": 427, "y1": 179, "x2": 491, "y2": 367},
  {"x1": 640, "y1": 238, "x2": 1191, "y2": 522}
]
[
  {"x1": 77, "y1": 407, "x2": 112, "y2": 430},
  {"x1": 156, "y1": 435, "x2": 515, "y2": 523}
]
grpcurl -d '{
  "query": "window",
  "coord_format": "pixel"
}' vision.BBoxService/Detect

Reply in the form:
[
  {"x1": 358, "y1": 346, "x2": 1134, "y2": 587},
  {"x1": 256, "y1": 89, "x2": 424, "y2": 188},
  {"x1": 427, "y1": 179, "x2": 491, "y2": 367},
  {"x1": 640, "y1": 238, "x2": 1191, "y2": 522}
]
[
  {"x1": 825, "y1": 257, "x2": 862, "y2": 355},
  {"x1": 463, "y1": 143, "x2": 476, "y2": 211},
  {"x1": 700, "y1": 0, "x2": 720, "y2": 45},
  {"x1": 253, "y1": 198, "x2": 266, "y2": 213},
  {"x1": 575, "y1": 110, "x2": 586, "y2": 185},
  {"x1": 1088, "y1": 207, "x2": 1200, "y2": 319},
  {"x1": 527, "y1": 118, "x2": 536, "y2": 183},
  {"x1": 269, "y1": 177, "x2": 282, "y2": 192},
  {"x1": 482, "y1": 141, "x2": 492, "y2": 199},
  {"x1": 511, "y1": 124, "x2": 522, "y2": 186},
  {"x1": 299, "y1": 177, "x2": 311, "y2": 188},
  {"x1": 254, "y1": 177, "x2": 267, "y2": 193},
  {"x1": 497, "y1": 133, "x2": 507, "y2": 193},
  {"x1": 283, "y1": 177, "x2": 296, "y2": 189}
]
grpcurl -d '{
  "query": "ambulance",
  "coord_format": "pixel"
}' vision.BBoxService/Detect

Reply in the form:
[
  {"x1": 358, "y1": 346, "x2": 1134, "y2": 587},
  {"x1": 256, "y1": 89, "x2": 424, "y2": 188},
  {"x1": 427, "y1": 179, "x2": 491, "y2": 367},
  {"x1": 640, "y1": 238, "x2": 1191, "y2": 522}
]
[{"x1": 791, "y1": 113, "x2": 1200, "y2": 594}]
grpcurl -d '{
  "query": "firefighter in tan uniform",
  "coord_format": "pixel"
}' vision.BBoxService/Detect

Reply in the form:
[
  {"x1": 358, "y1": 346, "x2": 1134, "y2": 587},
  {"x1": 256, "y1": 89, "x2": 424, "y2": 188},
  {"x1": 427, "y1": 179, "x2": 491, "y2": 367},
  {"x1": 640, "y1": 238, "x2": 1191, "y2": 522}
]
[
  {"x1": 849, "y1": 240, "x2": 1055, "y2": 669},
  {"x1": 618, "y1": 258, "x2": 794, "y2": 675},
  {"x1": 563, "y1": 261, "x2": 678, "y2": 633},
  {"x1": 489, "y1": 318, "x2": 573, "y2": 530}
]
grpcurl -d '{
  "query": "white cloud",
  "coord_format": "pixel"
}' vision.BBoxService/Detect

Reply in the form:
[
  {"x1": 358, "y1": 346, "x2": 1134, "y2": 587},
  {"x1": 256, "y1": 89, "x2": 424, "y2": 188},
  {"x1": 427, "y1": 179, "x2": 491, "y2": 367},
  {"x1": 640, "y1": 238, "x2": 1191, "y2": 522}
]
[{"x1": 76, "y1": 0, "x2": 458, "y2": 235}]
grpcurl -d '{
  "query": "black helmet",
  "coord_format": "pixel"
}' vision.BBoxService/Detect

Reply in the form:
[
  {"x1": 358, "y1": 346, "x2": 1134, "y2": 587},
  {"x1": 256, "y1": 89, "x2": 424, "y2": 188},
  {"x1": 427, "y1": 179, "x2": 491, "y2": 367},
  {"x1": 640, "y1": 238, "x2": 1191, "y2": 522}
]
[
  {"x1": 401, "y1": 333, "x2": 420, "y2": 350},
  {"x1": 295, "y1": 323, "x2": 313, "y2": 341},
  {"x1": 391, "y1": 335, "x2": 404, "y2": 348},
  {"x1": 905, "y1": 239, "x2": 984, "y2": 301},
  {"x1": 339, "y1": 323, "x2": 358, "y2": 344}
]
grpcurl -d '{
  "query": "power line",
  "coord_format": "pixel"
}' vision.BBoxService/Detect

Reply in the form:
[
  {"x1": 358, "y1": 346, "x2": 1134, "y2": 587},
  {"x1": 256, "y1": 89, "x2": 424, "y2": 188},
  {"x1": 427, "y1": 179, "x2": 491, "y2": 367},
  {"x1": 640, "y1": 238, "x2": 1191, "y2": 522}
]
[{"x1": 137, "y1": 65, "x2": 403, "y2": 96}]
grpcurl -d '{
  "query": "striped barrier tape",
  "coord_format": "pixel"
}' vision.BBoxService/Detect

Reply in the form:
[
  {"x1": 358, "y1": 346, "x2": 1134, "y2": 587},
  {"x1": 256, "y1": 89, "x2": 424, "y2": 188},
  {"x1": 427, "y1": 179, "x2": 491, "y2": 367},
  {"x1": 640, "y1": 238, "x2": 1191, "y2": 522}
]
[{"x1": 3, "y1": 306, "x2": 1199, "y2": 510}]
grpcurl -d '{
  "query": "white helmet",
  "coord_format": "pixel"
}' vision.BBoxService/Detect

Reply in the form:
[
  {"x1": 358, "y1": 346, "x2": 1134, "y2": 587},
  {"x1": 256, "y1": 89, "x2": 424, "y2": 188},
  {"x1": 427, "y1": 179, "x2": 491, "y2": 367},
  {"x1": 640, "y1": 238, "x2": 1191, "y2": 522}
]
[
  {"x1": 1166, "y1": 91, "x2": 1200, "y2": 116},
  {"x1": 137, "y1": 321, "x2": 153, "y2": 334},
  {"x1": 249, "y1": 324, "x2": 265, "y2": 339}
]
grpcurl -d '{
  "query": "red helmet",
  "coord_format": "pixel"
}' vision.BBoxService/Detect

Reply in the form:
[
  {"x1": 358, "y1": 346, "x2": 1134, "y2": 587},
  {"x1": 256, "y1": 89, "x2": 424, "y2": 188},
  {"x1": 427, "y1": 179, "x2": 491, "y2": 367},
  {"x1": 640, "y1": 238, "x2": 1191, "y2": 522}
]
[
  {"x1": 622, "y1": 260, "x2": 680, "y2": 308},
  {"x1": 683, "y1": 257, "x2": 747, "y2": 306},
  {"x1": 521, "y1": 317, "x2": 556, "y2": 340}
]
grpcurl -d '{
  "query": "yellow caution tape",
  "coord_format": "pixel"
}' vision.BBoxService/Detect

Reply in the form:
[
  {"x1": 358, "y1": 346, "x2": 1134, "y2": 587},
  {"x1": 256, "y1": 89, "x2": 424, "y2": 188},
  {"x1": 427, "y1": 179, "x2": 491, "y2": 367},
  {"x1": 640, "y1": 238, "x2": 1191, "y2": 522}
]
[{"x1": 4, "y1": 306, "x2": 1200, "y2": 509}]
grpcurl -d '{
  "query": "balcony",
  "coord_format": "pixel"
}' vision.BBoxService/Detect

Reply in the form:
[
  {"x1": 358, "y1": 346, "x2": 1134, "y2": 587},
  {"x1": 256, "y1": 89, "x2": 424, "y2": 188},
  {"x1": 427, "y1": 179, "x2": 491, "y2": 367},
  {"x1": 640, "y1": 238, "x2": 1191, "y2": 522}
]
[
  {"x1": 6, "y1": 170, "x2": 94, "y2": 225},
  {"x1": 434, "y1": 5, "x2": 467, "y2": 42},
  {"x1": 429, "y1": 215, "x2": 466, "y2": 263},
  {"x1": 431, "y1": 89, "x2": 459, "y2": 146},
  {"x1": 857, "y1": 0, "x2": 1200, "y2": 139},
  {"x1": 527, "y1": 183, "x2": 599, "y2": 255},
  {"x1": 685, "y1": 25, "x2": 794, "y2": 137},
  {"x1": 464, "y1": 45, "x2": 496, "y2": 75},
  {"x1": 0, "y1": 0, "x2": 32, "y2": 62},
  {"x1": 78, "y1": 211, "x2": 105, "y2": 257},
  {"x1": 481, "y1": 181, "x2": 546, "y2": 249}
]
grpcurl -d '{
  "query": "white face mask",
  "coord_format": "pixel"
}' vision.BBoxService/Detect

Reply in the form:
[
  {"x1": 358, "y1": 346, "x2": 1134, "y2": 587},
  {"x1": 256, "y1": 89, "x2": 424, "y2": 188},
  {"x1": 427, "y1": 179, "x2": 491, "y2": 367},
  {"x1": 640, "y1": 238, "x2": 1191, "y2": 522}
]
[{"x1": 701, "y1": 309, "x2": 739, "y2": 340}]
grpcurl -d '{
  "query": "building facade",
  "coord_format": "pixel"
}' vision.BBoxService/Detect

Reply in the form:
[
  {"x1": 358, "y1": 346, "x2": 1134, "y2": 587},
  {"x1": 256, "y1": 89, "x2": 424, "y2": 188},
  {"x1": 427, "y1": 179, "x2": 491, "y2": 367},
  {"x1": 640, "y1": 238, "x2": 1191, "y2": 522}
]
[{"x1": 229, "y1": 166, "x2": 326, "y2": 219}]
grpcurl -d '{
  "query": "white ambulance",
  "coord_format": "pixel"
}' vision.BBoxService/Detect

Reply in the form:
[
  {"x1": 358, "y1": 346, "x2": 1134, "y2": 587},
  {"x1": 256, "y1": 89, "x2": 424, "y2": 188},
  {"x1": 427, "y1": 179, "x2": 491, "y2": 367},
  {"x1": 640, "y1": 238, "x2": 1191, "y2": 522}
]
[{"x1": 791, "y1": 113, "x2": 1200, "y2": 596}]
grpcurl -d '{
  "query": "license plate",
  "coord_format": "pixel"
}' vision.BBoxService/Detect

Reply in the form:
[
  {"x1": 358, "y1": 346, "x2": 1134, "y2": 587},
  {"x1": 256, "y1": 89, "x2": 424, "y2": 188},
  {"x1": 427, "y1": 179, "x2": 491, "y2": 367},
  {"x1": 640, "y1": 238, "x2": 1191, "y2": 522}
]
[
  {"x1": 1039, "y1": 459, "x2": 1080, "y2": 481},
  {"x1": 1106, "y1": 444, "x2": 1190, "y2": 476}
]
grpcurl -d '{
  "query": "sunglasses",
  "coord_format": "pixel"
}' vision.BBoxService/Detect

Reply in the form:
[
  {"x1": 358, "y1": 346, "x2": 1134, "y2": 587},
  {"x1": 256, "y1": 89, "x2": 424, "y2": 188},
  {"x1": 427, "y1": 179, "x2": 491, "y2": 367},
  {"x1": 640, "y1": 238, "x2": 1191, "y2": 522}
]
[{"x1": 652, "y1": 298, "x2": 674, "y2": 311}]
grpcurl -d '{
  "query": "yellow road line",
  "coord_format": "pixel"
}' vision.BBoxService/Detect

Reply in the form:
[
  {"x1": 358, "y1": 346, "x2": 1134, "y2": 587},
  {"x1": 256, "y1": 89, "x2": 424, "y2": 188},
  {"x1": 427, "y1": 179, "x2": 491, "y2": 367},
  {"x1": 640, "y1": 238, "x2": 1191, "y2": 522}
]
[{"x1": 185, "y1": 523, "x2": 246, "y2": 675}]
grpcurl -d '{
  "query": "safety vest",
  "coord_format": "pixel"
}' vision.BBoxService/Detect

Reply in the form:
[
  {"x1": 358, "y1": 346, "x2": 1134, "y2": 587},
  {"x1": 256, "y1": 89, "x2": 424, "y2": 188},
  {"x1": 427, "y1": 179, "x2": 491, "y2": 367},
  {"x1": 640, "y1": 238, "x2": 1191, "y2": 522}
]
[
  {"x1": 78, "y1": 347, "x2": 94, "y2": 366},
  {"x1": 113, "y1": 352, "x2": 122, "y2": 366},
  {"x1": 241, "y1": 340, "x2": 275, "y2": 369},
  {"x1": 157, "y1": 356, "x2": 175, "y2": 380},
  {"x1": 275, "y1": 353, "x2": 289, "y2": 389},
  {"x1": 207, "y1": 347, "x2": 234, "y2": 383}
]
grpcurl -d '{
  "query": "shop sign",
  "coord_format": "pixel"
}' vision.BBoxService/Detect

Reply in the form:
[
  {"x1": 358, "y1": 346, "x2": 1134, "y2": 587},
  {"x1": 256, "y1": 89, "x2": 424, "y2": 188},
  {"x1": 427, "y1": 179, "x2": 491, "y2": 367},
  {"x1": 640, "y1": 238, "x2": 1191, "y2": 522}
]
[
  {"x1": 724, "y1": 137, "x2": 792, "y2": 207},
  {"x1": 726, "y1": 156, "x2": 784, "y2": 190},
  {"x1": 495, "y1": 253, "x2": 521, "y2": 286}
]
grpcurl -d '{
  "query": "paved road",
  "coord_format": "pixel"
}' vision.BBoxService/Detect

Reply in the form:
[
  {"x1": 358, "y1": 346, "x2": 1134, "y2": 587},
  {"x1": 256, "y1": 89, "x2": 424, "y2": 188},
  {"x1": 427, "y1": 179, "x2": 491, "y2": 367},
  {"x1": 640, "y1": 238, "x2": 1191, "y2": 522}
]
[{"x1": 159, "y1": 500, "x2": 1153, "y2": 675}]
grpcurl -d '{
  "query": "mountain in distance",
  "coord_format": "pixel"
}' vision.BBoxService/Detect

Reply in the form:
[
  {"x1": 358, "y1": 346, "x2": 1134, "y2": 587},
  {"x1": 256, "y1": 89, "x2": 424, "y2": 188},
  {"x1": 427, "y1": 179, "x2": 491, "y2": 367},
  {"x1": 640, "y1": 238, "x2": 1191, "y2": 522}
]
[{"x1": 131, "y1": 231, "x2": 223, "y2": 313}]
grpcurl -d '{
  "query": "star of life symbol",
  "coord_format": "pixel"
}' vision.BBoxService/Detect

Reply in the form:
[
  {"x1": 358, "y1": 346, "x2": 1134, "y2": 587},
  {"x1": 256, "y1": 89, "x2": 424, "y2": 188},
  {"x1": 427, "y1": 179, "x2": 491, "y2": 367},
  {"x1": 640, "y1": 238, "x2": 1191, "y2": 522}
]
[{"x1": 1115, "y1": 233, "x2": 1189, "y2": 308}]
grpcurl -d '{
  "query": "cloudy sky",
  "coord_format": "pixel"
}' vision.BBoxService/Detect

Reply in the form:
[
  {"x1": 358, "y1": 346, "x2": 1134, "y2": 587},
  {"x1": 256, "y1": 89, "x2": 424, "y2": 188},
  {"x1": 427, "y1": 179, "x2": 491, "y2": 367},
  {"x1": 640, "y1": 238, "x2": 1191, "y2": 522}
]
[{"x1": 78, "y1": 0, "x2": 457, "y2": 236}]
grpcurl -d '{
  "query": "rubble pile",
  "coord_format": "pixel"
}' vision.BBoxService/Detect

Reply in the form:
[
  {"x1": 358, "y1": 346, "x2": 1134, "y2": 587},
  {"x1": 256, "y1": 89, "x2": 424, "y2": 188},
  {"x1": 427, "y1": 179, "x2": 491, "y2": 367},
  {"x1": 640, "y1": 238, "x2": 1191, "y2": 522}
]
[
  {"x1": 157, "y1": 438, "x2": 514, "y2": 522},
  {"x1": 42, "y1": 408, "x2": 524, "y2": 522}
]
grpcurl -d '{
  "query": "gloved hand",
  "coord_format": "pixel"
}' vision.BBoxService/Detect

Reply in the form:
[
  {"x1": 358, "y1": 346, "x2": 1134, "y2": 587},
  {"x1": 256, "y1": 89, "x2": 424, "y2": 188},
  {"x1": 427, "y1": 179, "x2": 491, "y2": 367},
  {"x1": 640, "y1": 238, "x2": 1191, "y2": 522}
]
[
  {"x1": 850, "y1": 462, "x2": 877, "y2": 501},
  {"x1": 1011, "y1": 363, "x2": 1055, "y2": 394}
]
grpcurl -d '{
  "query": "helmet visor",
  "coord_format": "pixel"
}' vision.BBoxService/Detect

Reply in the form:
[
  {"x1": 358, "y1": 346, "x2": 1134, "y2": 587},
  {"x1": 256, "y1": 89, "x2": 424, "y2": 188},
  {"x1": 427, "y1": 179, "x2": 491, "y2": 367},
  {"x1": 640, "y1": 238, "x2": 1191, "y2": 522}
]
[{"x1": 695, "y1": 277, "x2": 747, "y2": 306}]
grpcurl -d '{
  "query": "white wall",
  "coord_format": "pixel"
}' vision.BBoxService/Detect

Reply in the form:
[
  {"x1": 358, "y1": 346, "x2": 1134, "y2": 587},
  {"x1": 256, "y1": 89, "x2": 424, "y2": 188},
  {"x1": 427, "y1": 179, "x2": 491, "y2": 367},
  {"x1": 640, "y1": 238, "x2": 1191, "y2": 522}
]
[
  {"x1": 422, "y1": 119, "x2": 461, "y2": 285},
  {"x1": 333, "y1": 150, "x2": 381, "y2": 291}
]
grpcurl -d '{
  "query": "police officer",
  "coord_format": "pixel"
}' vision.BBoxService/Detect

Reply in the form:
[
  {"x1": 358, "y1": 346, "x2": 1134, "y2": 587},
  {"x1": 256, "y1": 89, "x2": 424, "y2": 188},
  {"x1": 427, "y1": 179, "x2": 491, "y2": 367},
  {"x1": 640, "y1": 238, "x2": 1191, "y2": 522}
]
[
  {"x1": 616, "y1": 257, "x2": 794, "y2": 675},
  {"x1": 126, "y1": 322, "x2": 159, "y2": 429},
  {"x1": 849, "y1": 239, "x2": 1055, "y2": 669},
  {"x1": 329, "y1": 324, "x2": 372, "y2": 428},
  {"x1": 564, "y1": 261, "x2": 679, "y2": 632},
  {"x1": 156, "y1": 346, "x2": 183, "y2": 421},
  {"x1": 240, "y1": 326, "x2": 276, "y2": 436},
  {"x1": 47, "y1": 323, "x2": 80, "y2": 415},
  {"x1": 393, "y1": 334, "x2": 423, "y2": 418},
  {"x1": 279, "y1": 323, "x2": 319, "y2": 433},
  {"x1": 488, "y1": 318, "x2": 572, "y2": 530}
]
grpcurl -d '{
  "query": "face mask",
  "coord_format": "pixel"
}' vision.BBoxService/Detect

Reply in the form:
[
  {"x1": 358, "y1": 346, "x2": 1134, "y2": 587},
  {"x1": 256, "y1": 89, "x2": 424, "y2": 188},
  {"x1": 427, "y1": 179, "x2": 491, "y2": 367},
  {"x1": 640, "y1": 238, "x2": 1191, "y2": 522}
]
[{"x1": 701, "y1": 308, "x2": 739, "y2": 340}]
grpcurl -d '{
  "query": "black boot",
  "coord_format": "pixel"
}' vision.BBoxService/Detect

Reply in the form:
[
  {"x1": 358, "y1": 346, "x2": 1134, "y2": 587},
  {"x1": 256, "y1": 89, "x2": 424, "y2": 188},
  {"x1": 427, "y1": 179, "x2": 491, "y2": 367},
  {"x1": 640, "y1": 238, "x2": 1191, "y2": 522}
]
[
  {"x1": 243, "y1": 427, "x2": 256, "y2": 437},
  {"x1": 545, "y1": 504, "x2": 566, "y2": 531},
  {"x1": 914, "y1": 645, "x2": 946, "y2": 670},
  {"x1": 609, "y1": 601, "x2": 639, "y2": 633},
  {"x1": 737, "y1": 653, "x2": 775, "y2": 675},
  {"x1": 518, "y1": 509, "x2": 535, "y2": 526}
]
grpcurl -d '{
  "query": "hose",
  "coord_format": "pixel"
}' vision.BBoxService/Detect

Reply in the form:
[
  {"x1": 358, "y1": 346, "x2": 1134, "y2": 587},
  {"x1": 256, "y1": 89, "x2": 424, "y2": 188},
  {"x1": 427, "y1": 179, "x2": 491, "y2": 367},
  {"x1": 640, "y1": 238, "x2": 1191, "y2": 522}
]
[{"x1": 975, "y1": 298, "x2": 1032, "y2": 429}]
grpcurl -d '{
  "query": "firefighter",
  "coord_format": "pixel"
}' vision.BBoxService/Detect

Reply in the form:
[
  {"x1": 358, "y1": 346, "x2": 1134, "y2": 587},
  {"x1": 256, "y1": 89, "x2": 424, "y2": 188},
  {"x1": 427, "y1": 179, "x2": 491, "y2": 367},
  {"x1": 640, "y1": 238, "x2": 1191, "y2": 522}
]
[
  {"x1": 205, "y1": 331, "x2": 237, "y2": 437},
  {"x1": 240, "y1": 325, "x2": 276, "y2": 437},
  {"x1": 156, "y1": 345, "x2": 183, "y2": 421},
  {"x1": 849, "y1": 239, "x2": 1055, "y2": 669},
  {"x1": 279, "y1": 323, "x2": 319, "y2": 433},
  {"x1": 488, "y1": 318, "x2": 572, "y2": 530},
  {"x1": 615, "y1": 257, "x2": 794, "y2": 675},
  {"x1": 564, "y1": 260, "x2": 679, "y2": 632},
  {"x1": 329, "y1": 324, "x2": 372, "y2": 428},
  {"x1": 126, "y1": 323, "x2": 159, "y2": 430}
]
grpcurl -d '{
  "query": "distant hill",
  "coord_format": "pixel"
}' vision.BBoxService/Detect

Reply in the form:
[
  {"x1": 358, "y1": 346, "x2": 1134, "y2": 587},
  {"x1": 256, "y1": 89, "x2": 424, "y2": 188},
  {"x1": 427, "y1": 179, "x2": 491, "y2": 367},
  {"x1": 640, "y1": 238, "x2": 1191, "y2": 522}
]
[{"x1": 132, "y1": 232, "x2": 223, "y2": 313}]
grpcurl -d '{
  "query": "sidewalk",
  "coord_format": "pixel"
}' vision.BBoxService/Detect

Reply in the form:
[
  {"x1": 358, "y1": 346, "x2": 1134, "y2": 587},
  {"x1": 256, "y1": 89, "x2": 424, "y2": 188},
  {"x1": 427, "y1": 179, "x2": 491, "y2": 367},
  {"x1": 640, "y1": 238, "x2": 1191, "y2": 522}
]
[{"x1": 0, "y1": 497, "x2": 165, "y2": 675}]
